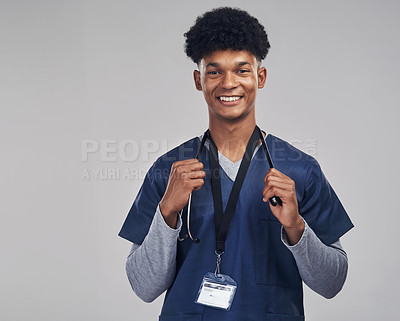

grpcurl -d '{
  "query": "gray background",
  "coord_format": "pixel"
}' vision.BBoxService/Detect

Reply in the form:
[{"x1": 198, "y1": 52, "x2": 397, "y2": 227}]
[{"x1": 1, "y1": 0, "x2": 399, "y2": 320}]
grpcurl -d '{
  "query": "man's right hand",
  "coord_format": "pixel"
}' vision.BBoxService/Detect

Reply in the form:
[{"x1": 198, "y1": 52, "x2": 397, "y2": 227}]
[{"x1": 159, "y1": 159, "x2": 206, "y2": 228}]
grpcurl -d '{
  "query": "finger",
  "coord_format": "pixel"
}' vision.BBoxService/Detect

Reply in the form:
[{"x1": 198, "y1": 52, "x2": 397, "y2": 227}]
[
  {"x1": 191, "y1": 178, "x2": 205, "y2": 191},
  {"x1": 188, "y1": 161, "x2": 204, "y2": 171},
  {"x1": 265, "y1": 168, "x2": 288, "y2": 180},
  {"x1": 262, "y1": 186, "x2": 287, "y2": 202},
  {"x1": 173, "y1": 162, "x2": 204, "y2": 177},
  {"x1": 176, "y1": 161, "x2": 204, "y2": 172},
  {"x1": 264, "y1": 174, "x2": 290, "y2": 185},
  {"x1": 172, "y1": 158, "x2": 202, "y2": 169},
  {"x1": 179, "y1": 158, "x2": 201, "y2": 164},
  {"x1": 263, "y1": 179, "x2": 294, "y2": 192},
  {"x1": 188, "y1": 170, "x2": 206, "y2": 179},
  {"x1": 264, "y1": 169, "x2": 280, "y2": 183},
  {"x1": 263, "y1": 180, "x2": 294, "y2": 197}
]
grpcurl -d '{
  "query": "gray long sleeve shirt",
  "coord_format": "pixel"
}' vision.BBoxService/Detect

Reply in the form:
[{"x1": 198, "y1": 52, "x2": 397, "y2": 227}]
[
  {"x1": 127, "y1": 207, "x2": 348, "y2": 302},
  {"x1": 125, "y1": 139, "x2": 349, "y2": 302}
]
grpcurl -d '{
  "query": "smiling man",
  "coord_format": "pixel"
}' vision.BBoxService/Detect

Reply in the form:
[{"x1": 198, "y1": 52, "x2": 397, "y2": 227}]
[
  {"x1": 119, "y1": 7, "x2": 353, "y2": 321},
  {"x1": 195, "y1": 50, "x2": 264, "y2": 124}
]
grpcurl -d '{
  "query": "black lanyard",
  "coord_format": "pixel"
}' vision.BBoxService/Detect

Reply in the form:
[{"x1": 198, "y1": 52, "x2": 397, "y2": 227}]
[
  {"x1": 193, "y1": 125, "x2": 280, "y2": 250},
  {"x1": 205, "y1": 126, "x2": 261, "y2": 253}
]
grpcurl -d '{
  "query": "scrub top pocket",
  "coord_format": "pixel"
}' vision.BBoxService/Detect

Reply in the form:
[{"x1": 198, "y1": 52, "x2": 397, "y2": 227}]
[{"x1": 255, "y1": 219, "x2": 301, "y2": 288}]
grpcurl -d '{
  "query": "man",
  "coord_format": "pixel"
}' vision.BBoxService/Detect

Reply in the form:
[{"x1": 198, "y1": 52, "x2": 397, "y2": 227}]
[{"x1": 119, "y1": 7, "x2": 353, "y2": 320}]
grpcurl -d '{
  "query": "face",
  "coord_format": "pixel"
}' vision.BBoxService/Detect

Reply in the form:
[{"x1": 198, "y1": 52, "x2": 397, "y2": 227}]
[{"x1": 194, "y1": 49, "x2": 266, "y2": 123}]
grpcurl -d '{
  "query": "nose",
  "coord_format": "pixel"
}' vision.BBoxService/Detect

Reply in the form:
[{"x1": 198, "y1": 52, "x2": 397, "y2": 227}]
[{"x1": 221, "y1": 71, "x2": 238, "y2": 89}]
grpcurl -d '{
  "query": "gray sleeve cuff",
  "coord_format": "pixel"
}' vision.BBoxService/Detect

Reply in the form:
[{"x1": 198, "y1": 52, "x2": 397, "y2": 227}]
[
  {"x1": 154, "y1": 204, "x2": 183, "y2": 237},
  {"x1": 281, "y1": 216, "x2": 308, "y2": 249}
]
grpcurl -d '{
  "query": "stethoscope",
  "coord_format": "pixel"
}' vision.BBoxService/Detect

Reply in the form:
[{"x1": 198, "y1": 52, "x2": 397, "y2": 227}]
[{"x1": 178, "y1": 127, "x2": 281, "y2": 243}]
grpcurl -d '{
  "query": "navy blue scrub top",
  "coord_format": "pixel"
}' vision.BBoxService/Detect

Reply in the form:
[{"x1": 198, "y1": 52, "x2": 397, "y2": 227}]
[{"x1": 119, "y1": 134, "x2": 354, "y2": 321}]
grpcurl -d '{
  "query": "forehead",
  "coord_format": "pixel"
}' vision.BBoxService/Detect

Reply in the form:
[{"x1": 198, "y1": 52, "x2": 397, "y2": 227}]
[{"x1": 199, "y1": 49, "x2": 258, "y2": 68}]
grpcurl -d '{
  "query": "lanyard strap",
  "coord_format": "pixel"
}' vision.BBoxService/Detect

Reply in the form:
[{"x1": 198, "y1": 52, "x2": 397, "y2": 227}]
[{"x1": 206, "y1": 126, "x2": 262, "y2": 253}]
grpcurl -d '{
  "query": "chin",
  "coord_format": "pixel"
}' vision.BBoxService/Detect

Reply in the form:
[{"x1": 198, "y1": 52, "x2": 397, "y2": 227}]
[{"x1": 217, "y1": 112, "x2": 250, "y2": 122}]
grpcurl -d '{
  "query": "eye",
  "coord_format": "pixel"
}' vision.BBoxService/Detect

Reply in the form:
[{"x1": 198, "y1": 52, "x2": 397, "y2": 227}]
[
  {"x1": 207, "y1": 70, "x2": 220, "y2": 75},
  {"x1": 237, "y1": 69, "x2": 250, "y2": 74}
]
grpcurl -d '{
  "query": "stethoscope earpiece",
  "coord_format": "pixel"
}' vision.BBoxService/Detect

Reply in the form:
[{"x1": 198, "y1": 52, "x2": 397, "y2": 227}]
[
  {"x1": 177, "y1": 233, "x2": 201, "y2": 243},
  {"x1": 269, "y1": 196, "x2": 282, "y2": 207},
  {"x1": 258, "y1": 127, "x2": 282, "y2": 208}
]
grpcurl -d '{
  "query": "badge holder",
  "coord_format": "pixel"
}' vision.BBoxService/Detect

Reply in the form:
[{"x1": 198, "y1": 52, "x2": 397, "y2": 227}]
[{"x1": 195, "y1": 251, "x2": 237, "y2": 311}]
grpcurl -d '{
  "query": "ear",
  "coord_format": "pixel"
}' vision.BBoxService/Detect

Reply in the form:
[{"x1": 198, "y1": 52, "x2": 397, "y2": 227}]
[
  {"x1": 257, "y1": 67, "x2": 267, "y2": 89},
  {"x1": 193, "y1": 70, "x2": 202, "y2": 91}
]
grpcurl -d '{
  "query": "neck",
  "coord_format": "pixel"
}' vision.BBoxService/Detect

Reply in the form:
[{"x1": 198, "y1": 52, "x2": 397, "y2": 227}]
[{"x1": 208, "y1": 113, "x2": 256, "y2": 163}]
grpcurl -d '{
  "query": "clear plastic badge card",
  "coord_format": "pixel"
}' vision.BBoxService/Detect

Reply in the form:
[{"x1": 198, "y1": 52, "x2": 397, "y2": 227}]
[{"x1": 195, "y1": 272, "x2": 237, "y2": 311}]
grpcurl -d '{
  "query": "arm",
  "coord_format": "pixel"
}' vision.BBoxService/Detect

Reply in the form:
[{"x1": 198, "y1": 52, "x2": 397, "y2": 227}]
[
  {"x1": 125, "y1": 205, "x2": 182, "y2": 302},
  {"x1": 281, "y1": 221, "x2": 348, "y2": 299},
  {"x1": 263, "y1": 168, "x2": 350, "y2": 298},
  {"x1": 125, "y1": 158, "x2": 205, "y2": 302}
]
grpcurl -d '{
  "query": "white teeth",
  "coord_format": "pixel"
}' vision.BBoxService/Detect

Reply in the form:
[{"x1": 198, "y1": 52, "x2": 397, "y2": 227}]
[{"x1": 219, "y1": 96, "x2": 241, "y2": 102}]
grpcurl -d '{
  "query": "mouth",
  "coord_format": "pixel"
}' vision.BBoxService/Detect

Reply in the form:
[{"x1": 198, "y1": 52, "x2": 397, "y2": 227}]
[{"x1": 217, "y1": 95, "x2": 243, "y2": 103}]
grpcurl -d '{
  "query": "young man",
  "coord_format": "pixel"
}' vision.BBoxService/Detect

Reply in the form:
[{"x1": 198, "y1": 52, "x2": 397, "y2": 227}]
[{"x1": 119, "y1": 7, "x2": 353, "y2": 320}]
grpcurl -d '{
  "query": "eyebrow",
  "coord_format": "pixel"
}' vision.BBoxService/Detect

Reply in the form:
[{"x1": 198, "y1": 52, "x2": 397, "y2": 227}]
[
  {"x1": 205, "y1": 61, "x2": 251, "y2": 68},
  {"x1": 206, "y1": 62, "x2": 219, "y2": 68}
]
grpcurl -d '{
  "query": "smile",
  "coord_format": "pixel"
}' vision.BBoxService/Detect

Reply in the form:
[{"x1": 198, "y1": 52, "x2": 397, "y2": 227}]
[{"x1": 218, "y1": 96, "x2": 243, "y2": 102}]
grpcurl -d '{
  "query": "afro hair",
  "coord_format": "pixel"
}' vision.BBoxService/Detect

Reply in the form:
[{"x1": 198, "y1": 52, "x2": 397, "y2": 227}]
[{"x1": 184, "y1": 7, "x2": 270, "y2": 64}]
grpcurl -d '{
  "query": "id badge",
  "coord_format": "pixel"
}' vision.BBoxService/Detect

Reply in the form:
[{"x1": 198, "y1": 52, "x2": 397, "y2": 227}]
[{"x1": 195, "y1": 272, "x2": 237, "y2": 311}]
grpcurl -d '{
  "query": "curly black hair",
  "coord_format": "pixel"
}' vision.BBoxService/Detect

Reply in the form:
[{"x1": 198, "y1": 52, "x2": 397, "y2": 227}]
[{"x1": 184, "y1": 7, "x2": 270, "y2": 64}]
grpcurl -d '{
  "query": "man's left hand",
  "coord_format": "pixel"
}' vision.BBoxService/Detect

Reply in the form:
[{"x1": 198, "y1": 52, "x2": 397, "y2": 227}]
[{"x1": 262, "y1": 168, "x2": 305, "y2": 245}]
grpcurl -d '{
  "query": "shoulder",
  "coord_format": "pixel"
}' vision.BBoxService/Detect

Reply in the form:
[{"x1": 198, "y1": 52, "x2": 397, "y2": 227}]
[
  {"x1": 155, "y1": 135, "x2": 200, "y2": 166},
  {"x1": 266, "y1": 134, "x2": 319, "y2": 174},
  {"x1": 265, "y1": 134, "x2": 324, "y2": 200}
]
